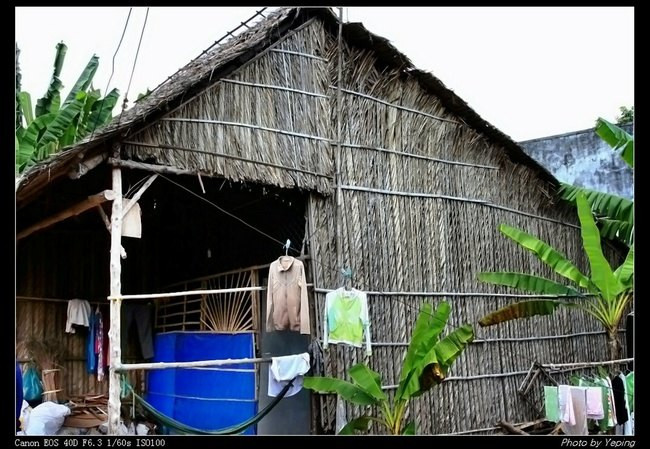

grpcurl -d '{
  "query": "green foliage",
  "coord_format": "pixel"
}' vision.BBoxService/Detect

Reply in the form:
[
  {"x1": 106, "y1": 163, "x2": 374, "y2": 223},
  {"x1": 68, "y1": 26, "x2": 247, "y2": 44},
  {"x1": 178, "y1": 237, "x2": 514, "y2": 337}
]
[
  {"x1": 477, "y1": 192, "x2": 633, "y2": 359},
  {"x1": 15, "y1": 41, "x2": 119, "y2": 175},
  {"x1": 616, "y1": 106, "x2": 634, "y2": 125},
  {"x1": 304, "y1": 302, "x2": 473, "y2": 435}
]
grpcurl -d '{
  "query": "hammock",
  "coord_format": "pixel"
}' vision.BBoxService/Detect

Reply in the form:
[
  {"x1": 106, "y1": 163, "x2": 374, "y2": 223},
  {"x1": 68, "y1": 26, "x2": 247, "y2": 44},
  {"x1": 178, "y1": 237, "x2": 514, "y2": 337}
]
[{"x1": 122, "y1": 376, "x2": 294, "y2": 435}]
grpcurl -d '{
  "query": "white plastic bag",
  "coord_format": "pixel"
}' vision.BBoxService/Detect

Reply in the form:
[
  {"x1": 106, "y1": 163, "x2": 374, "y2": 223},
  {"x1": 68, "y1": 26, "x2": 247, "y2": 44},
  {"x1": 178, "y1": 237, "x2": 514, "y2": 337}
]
[{"x1": 24, "y1": 402, "x2": 71, "y2": 435}]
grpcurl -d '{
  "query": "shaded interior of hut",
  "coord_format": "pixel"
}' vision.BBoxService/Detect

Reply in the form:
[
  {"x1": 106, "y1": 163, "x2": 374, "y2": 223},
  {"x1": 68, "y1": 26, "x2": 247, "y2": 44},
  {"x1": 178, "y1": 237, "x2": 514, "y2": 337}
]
[{"x1": 16, "y1": 164, "x2": 312, "y2": 435}]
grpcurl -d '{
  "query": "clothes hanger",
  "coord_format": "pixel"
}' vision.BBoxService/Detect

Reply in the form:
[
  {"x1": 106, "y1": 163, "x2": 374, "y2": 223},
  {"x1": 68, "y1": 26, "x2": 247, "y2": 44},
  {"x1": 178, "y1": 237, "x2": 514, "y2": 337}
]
[
  {"x1": 341, "y1": 267, "x2": 353, "y2": 292},
  {"x1": 283, "y1": 239, "x2": 291, "y2": 257}
]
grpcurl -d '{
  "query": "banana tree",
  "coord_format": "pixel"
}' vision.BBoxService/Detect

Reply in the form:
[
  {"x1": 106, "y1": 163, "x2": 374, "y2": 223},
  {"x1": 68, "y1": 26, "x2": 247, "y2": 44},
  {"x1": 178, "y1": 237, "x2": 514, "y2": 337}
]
[
  {"x1": 478, "y1": 192, "x2": 633, "y2": 361},
  {"x1": 558, "y1": 118, "x2": 634, "y2": 246},
  {"x1": 304, "y1": 302, "x2": 474, "y2": 435},
  {"x1": 15, "y1": 41, "x2": 119, "y2": 175}
]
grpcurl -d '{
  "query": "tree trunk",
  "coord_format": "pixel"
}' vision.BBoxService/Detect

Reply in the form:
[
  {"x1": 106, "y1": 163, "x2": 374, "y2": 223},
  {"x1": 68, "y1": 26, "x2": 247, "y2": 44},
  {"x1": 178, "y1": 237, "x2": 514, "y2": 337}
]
[{"x1": 607, "y1": 329, "x2": 622, "y2": 361}]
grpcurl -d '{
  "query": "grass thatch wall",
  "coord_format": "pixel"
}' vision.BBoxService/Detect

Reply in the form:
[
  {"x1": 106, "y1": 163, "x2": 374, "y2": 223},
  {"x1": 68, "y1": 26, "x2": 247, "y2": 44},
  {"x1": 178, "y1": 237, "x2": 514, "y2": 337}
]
[
  {"x1": 304, "y1": 26, "x2": 622, "y2": 434},
  {"x1": 124, "y1": 19, "x2": 333, "y2": 194}
]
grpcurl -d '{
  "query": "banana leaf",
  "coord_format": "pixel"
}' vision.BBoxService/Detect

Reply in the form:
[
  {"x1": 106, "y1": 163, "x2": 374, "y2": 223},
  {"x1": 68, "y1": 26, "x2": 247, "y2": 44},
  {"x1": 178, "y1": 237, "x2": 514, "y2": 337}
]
[
  {"x1": 596, "y1": 117, "x2": 634, "y2": 168},
  {"x1": 396, "y1": 302, "x2": 450, "y2": 400},
  {"x1": 303, "y1": 377, "x2": 379, "y2": 406},
  {"x1": 348, "y1": 363, "x2": 387, "y2": 402},
  {"x1": 598, "y1": 218, "x2": 633, "y2": 246},
  {"x1": 18, "y1": 92, "x2": 34, "y2": 126},
  {"x1": 499, "y1": 224, "x2": 594, "y2": 291},
  {"x1": 83, "y1": 88, "x2": 119, "y2": 136},
  {"x1": 478, "y1": 272, "x2": 583, "y2": 296},
  {"x1": 478, "y1": 300, "x2": 571, "y2": 327},
  {"x1": 35, "y1": 42, "x2": 66, "y2": 117},
  {"x1": 63, "y1": 55, "x2": 99, "y2": 106},
  {"x1": 39, "y1": 92, "x2": 86, "y2": 147},
  {"x1": 558, "y1": 183, "x2": 633, "y2": 227},
  {"x1": 434, "y1": 323, "x2": 474, "y2": 369},
  {"x1": 576, "y1": 193, "x2": 624, "y2": 301},
  {"x1": 16, "y1": 113, "x2": 56, "y2": 170},
  {"x1": 338, "y1": 416, "x2": 374, "y2": 435},
  {"x1": 401, "y1": 421, "x2": 416, "y2": 435},
  {"x1": 613, "y1": 248, "x2": 634, "y2": 287}
]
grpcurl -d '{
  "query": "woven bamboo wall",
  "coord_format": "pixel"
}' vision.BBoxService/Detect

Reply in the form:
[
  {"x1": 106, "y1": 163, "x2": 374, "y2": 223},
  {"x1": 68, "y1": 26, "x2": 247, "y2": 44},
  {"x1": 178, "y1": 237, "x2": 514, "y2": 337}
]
[
  {"x1": 124, "y1": 19, "x2": 333, "y2": 194},
  {"x1": 16, "y1": 231, "x2": 143, "y2": 399},
  {"x1": 305, "y1": 25, "x2": 622, "y2": 434}
]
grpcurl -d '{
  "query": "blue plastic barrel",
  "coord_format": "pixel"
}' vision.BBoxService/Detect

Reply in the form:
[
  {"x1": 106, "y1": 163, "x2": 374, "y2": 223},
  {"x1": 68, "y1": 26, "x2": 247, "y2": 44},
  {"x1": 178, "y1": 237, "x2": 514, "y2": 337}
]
[{"x1": 146, "y1": 332, "x2": 257, "y2": 434}]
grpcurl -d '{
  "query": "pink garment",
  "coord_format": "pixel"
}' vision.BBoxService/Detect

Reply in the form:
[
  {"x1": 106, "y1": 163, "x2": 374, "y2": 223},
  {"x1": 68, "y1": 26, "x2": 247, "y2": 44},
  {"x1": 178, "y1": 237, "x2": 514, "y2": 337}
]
[
  {"x1": 586, "y1": 386, "x2": 604, "y2": 419},
  {"x1": 95, "y1": 310, "x2": 105, "y2": 381}
]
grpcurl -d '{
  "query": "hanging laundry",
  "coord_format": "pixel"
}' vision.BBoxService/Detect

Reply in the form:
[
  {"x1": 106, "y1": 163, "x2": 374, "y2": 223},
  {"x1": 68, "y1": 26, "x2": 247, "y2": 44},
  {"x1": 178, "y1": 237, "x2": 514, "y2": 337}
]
[
  {"x1": 267, "y1": 353, "x2": 310, "y2": 397},
  {"x1": 612, "y1": 374, "x2": 628, "y2": 425},
  {"x1": 544, "y1": 386, "x2": 560, "y2": 422},
  {"x1": 265, "y1": 256, "x2": 310, "y2": 334},
  {"x1": 323, "y1": 287, "x2": 371, "y2": 355},
  {"x1": 585, "y1": 387, "x2": 604, "y2": 420},
  {"x1": 579, "y1": 377, "x2": 610, "y2": 431},
  {"x1": 65, "y1": 299, "x2": 91, "y2": 333},
  {"x1": 121, "y1": 303, "x2": 154, "y2": 359},
  {"x1": 86, "y1": 311, "x2": 98, "y2": 374},
  {"x1": 559, "y1": 385, "x2": 588, "y2": 435},
  {"x1": 95, "y1": 309, "x2": 105, "y2": 381},
  {"x1": 625, "y1": 371, "x2": 634, "y2": 413}
]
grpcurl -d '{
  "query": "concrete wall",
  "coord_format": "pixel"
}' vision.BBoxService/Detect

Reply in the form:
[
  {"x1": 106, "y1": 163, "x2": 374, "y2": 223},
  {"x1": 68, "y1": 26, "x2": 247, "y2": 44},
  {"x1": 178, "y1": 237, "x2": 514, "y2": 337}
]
[{"x1": 519, "y1": 124, "x2": 633, "y2": 199}]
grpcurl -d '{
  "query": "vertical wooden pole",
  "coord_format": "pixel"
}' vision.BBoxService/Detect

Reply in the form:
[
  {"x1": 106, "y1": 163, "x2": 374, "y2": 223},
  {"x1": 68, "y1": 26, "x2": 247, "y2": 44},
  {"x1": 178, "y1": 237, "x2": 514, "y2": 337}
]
[
  {"x1": 108, "y1": 144, "x2": 124, "y2": 434},
  {"x1": 334, "y1": 7, "x2": 345, "y2": 277}
]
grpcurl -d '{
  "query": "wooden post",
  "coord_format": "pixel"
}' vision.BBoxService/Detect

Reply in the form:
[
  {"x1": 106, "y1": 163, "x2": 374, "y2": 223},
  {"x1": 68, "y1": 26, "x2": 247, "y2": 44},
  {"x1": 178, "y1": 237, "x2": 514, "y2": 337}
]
[
  {"x1": 334, "y1": 7, "x2": 345, "y2": 277},
  {"x1": 108, "y1": 144, "x2": 124, "y2": 435}
]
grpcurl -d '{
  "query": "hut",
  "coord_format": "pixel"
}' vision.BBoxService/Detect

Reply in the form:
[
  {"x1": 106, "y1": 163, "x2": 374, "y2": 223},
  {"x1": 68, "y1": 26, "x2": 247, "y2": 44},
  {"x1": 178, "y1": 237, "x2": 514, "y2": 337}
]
[{"x1": 16, "y1": 7, "x2": 622, "y2": 435}]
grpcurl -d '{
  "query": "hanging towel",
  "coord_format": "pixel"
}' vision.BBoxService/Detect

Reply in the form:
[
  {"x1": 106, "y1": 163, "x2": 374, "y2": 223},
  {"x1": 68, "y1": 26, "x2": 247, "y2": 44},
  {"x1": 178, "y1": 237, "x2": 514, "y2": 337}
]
[
  {"x1": 559, "y1": 385, "x2": 575, "y2": 425},
  {"x1": 561, "y1": 386, "x2": 588, "y2": 435},
  {"x1": 586, "y1": 386, "x2": 605, "y2": 419},
  {"x1": 86, "y1": 312, "x2": 98, "y2": 374},
  {"x1": 66, "y1": 299, "x2": 92, "y2": 333},
  {"x1": 544, "y1": 386, "x2": 560, "y2": 422},
  {"x1": 267, "y1": 353, "x2": 310, "y2": 398}
]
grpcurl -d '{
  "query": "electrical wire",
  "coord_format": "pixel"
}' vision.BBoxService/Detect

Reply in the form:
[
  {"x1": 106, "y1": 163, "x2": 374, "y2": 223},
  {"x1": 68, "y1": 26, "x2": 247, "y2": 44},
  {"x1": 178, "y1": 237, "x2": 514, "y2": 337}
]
[
  {"x1": 122, "y1": 7, "x2": 150, "y2": 112},
  {"x1": 90, "y1": 7, "x2": 132, "y2": 139}
]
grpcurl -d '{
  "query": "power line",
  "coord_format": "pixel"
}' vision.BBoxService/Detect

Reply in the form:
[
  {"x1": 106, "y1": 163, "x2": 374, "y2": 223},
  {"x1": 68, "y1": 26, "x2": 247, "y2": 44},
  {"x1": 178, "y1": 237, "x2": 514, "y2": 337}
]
[
  {"x1": 122, "y1": 7, "x2": 150, "y2": 113},
  {"x1": 90, "y1": 7, "x2": 132, "y2": 139}
]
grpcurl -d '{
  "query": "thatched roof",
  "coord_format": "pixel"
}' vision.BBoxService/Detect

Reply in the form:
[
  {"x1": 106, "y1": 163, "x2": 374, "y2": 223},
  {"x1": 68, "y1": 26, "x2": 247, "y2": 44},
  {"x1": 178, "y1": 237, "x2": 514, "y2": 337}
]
[{"x1": 16, "y1": 7, "x2": 556, "y2": 205}]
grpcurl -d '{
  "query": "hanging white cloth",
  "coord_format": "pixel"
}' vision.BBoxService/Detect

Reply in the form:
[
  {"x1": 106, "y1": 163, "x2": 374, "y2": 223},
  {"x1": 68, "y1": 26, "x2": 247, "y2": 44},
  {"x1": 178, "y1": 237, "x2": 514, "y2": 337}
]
[
  {"x1": 267, "y1": 353, "x2": 310, "y2": 398},
  {"x1": 65, "y1": 299, "x2": 91, "y2": 334}
]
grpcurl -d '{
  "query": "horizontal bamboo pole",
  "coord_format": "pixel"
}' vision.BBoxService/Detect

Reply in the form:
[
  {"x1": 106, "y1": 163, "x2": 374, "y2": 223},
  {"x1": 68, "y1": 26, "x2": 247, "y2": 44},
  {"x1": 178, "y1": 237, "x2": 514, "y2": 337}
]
[
  {"x1": 16, "y1": 295, "x2": 106, "y2": 305},
  {"x1": 17, "y1": 190, "x2": 115, "y2": 240},
  {"x1": 160, "y1": 117, "x2": 331, "y2": 142},
  {"x1": 163, "y1": 256, "x2": 312, "y2": 288},
  {"x1": 340, "y1": 185, "x2": 580, "y2": 229},
  {"x1": 317, "y1": 329, "x2": 623, "y2": 347},
  {"x1": 270, "y1": 48, "x2": 328, "y2": 62},
  {"x1": 542, "y1": 358, "x2": 633, "y2": 370},
  {"x1": 313, "y1": 287, "x2": 592, "y2": 299},
  {"x1": 116, "y1": 356, "x2": 271, "y2": 371},
  {"x1": 221, "y1": 78, "x2": 328, "y2": 98},
  {"x1": 341, "y1": 184, "x2": 488, "y2": 204},
  {"x1": 108, "y1": 286, "x2": 265, "y2": 300},
  {"x1": 339, "y1": 142, "x2": 499, "y2": 170},
  {"x1": 331, "y1": 85, "x2": 461, "y2": 124}
]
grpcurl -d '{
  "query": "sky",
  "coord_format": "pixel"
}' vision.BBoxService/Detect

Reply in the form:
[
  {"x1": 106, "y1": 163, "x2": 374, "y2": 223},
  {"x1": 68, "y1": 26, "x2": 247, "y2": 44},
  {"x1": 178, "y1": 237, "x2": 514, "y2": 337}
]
[{"x1": 15, "y1": 7, "x2": 634, "y2": 141}]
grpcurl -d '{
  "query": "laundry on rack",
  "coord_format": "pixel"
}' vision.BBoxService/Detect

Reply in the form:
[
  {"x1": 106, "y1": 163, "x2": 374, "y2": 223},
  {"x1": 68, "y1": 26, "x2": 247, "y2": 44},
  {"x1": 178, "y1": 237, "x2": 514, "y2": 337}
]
[
  {"x1": 65, "y1": 299, "x2": 92, "y2": 333},
  {"x1": 121, "y1": 302, "x2": 154, "y2": 360},
  {"x1": 323, "y1": 287, "x2": 372, "y2": 356},
  {"x1": 544, "y1": 386, "x2": 560, "y2": 422},
  {"x1": 266, "y1": 256, "x2": 310, "y2": 334},
  {"x1": 267, "y1": 353, "x2": 311, "y2": 398}
]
